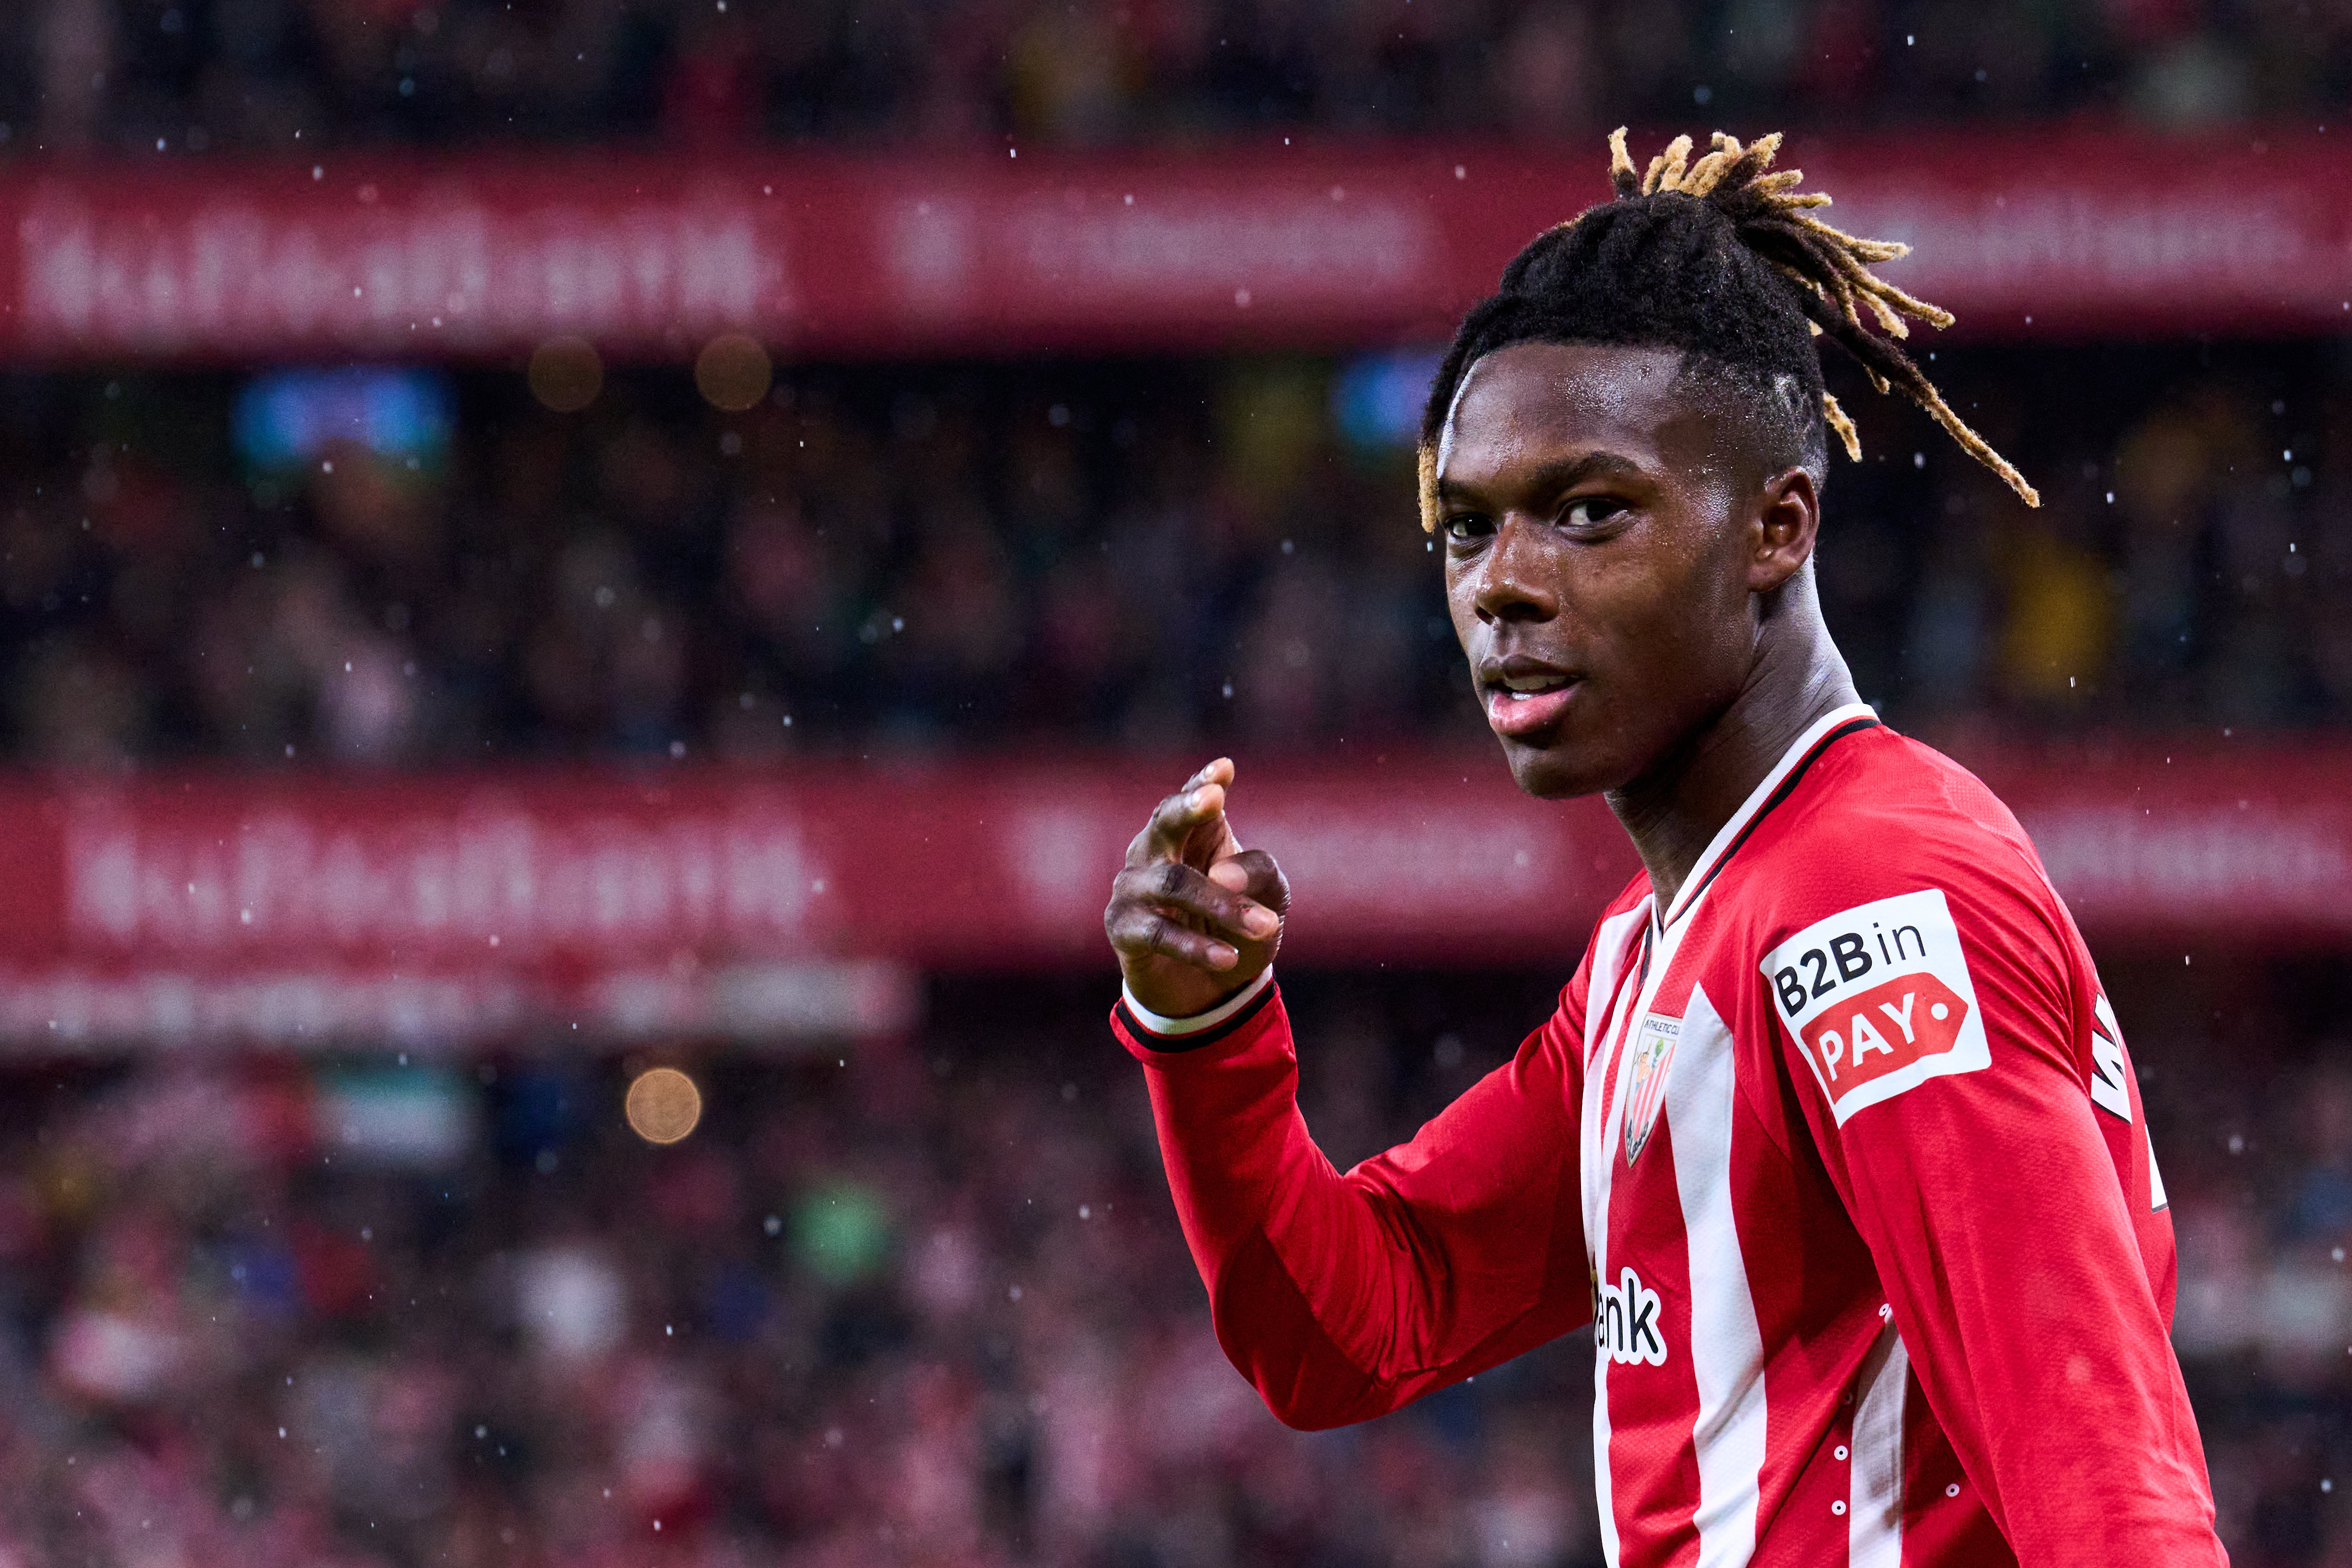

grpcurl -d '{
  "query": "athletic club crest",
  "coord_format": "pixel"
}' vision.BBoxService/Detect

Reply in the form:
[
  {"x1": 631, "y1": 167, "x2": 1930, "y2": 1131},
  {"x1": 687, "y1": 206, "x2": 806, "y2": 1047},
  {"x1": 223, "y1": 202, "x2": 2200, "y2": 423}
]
[{"x1": 1623, "y1": 1013, "x2": 1682, "y2": 1165}]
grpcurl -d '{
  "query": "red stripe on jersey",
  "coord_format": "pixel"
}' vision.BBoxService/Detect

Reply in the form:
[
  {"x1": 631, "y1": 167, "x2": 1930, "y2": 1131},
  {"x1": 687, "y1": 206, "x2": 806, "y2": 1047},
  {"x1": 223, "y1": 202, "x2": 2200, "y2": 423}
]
[
  {"x1": 1899, "y1": 1362, "x2": 2013, "y2": 1566},
  {"x1": 1739, "y1": 1092, "x2": 1891, "y2": 1560},
  {"x1": 1773, "y1": 1365, "x2": 1862, "y2": 1567}
]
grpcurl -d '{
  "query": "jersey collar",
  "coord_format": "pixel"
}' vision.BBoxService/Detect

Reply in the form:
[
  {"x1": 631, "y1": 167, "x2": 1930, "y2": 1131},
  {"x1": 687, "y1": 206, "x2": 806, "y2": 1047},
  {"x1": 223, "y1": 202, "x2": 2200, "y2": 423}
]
[{"x1": 1655, "y1": 701, "x2": 1881, "y2": 934}]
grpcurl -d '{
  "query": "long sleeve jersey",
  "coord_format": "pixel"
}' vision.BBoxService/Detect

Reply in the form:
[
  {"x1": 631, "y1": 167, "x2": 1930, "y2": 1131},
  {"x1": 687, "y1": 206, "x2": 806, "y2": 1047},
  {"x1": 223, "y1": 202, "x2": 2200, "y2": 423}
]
[{"x1": 1112, "y1": 705, "x2": 2225, "y2": 1567}]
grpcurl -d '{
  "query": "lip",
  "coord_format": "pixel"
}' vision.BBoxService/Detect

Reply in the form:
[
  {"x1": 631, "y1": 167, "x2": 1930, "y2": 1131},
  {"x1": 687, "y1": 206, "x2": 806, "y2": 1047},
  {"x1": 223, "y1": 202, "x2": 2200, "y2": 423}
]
[
  {"x1": 1484, "y1": 679, "x2": 1582, "y2": 738},
  {"x1": 1476, "y1": 653, "x2": 1584, "y2": 740}
]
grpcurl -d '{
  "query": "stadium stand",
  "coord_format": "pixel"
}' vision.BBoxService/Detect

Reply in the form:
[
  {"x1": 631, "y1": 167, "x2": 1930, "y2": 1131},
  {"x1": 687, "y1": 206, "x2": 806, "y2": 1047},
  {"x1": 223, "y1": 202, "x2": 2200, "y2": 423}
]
[
  {"x1": 7, "y1": 342, "x2": 2352, "y2": 770},
  {"x1": 0, "y1": 0, "x2": 2332, "y2": 152},
  {"x1": 0, "y1": 963, "x2": 2343, "y2": 1567}
]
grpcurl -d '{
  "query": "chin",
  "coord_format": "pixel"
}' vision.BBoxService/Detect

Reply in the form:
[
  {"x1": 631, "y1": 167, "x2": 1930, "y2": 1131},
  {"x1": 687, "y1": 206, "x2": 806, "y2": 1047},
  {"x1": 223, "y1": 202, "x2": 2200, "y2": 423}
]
[{"x1": 1497, "y1": 733, "x2": 1622, "y2": 801}]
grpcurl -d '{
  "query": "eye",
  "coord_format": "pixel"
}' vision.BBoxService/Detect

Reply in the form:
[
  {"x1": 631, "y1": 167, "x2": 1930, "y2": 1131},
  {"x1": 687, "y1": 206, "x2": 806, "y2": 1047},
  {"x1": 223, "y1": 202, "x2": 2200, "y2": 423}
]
[
  {"x1": 1561, "y1": 496, "x2": 1626, "y2": 530},
  {"x1": 1442, "y1": 512, "x2": 1494, "y2": 543}
]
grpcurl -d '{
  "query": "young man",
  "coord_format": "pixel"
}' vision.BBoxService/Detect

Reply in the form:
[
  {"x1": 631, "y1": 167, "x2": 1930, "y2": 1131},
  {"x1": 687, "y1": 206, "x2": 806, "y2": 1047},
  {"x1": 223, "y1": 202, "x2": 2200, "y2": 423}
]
[{"x1": 1101, "y1": 132, "x2": 2226, "y2": 1565}]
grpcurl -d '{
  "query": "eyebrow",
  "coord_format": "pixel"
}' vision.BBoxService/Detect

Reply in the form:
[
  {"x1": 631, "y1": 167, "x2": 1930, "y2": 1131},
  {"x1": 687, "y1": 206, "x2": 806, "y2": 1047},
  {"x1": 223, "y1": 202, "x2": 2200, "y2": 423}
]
[{"x1": 1432, "y1": 449, "x2": 1647, "y2": 506}]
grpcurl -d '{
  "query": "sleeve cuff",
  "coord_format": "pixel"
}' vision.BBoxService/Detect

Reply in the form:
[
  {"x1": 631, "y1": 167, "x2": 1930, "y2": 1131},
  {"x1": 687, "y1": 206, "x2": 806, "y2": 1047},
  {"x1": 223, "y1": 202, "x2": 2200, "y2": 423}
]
[
  {"x1": 1122, "y1": 967, "x2": 1273, "y2": 1035},
  {"x1": 1115, "y1": 968, "x2": 1276, "y2": 1052}
]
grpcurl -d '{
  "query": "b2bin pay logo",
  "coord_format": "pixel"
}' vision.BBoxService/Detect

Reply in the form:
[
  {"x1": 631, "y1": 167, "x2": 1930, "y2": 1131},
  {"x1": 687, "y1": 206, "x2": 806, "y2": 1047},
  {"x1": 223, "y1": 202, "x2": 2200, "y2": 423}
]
[{"x1": 1759, "y1": 888, "x2": 1991, "y2": 1124}]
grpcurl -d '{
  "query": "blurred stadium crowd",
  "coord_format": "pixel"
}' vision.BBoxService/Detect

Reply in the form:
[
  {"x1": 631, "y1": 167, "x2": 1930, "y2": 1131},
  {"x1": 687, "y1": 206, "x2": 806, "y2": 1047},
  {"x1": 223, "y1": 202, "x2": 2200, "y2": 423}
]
[
  {"x1": 0, "y1": 964, "x2": 2342, "y2": 1568},
  {"x1": 6, "y1": 340, "x2": 2349, "y2": 770},
  {"x1": 0, "y1": 0, "x2": 2325, "y2": 152},
  {"x1": 0, "y1": 975, "x2": 1592, "y2": 1568}
]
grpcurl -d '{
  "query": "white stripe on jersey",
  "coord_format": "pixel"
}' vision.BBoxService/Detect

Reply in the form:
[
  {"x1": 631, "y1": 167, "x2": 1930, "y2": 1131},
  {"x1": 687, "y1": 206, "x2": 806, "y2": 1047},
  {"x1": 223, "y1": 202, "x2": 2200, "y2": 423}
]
[
  {"x1": 1582, "y1": 899, "x2": 1651, "y2": 1568},
  {"x1": 1849, "y1": 1322, "x2": 1910, "y2": 1568},
  {"x1": 1667, "y1": 984, "x2": 1768, "y2": 1568},
  {"x1": 1584, "y1": 903, "x2": 1651, "y2": 1073}
]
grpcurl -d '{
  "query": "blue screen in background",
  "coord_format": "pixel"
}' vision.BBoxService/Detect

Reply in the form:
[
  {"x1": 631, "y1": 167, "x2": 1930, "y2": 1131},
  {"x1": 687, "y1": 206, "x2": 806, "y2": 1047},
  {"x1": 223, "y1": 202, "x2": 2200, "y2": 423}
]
[
  {"x1": 1331, "y1": 346, "x2": 1445, "y2": 454},
  {"x1": 233, "y1": 367, "x2": 454, "y2": 472}
]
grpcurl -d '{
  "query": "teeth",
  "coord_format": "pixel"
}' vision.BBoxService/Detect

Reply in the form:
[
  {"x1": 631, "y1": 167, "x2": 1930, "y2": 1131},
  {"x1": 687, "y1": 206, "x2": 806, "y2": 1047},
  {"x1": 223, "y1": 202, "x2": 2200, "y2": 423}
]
[{"x1": 1501, "y1": 673, "x2": 1568, "y2": 693}]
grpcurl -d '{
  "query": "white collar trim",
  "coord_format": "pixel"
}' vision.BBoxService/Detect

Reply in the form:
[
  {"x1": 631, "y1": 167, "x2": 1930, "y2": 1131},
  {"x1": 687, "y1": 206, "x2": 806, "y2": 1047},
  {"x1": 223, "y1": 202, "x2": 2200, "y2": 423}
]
[{"x1": 1657, "y1": 701, "x2": 1879, "y2": 932}]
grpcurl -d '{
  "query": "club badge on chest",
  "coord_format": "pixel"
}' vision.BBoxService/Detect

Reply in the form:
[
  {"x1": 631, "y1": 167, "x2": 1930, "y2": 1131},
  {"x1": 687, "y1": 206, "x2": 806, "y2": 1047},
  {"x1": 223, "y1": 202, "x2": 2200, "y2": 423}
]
[{"x1": 1622, "y1": 1013, "x2": 1682, "y2": 1166}]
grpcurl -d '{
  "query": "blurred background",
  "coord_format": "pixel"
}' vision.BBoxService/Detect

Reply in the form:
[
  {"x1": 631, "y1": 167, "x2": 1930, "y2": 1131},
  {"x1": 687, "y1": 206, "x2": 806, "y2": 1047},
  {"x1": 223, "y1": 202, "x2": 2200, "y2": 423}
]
[{"x1": 0, "y1": 4, "x2": 2348, "y2": 1567}]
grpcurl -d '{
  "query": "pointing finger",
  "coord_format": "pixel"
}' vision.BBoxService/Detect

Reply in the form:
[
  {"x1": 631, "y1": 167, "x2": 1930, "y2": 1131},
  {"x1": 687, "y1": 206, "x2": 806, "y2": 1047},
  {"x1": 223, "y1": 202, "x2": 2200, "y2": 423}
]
[{"x1": 1131, "y1": 779, "x2": 1227, "y2": 865}]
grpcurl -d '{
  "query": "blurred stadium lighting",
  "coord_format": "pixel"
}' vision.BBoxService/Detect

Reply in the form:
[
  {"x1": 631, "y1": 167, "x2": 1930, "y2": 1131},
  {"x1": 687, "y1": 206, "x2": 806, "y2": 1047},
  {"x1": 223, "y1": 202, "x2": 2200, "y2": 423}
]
[
  {"x1": 694, "y1": 332, "x2": 773, "y2": 412},
  {"x1": 231, "y1": 367, "x2": 453, "y2": 472},
  {"x1": 1333, "y1": 346, "x2": 1447, "y2": 452},
  {"x1": 624, "y1": 1066, "x2": 702, "y2": 1146},
  {"x1": 527, "y1": 334, "x2": 604, "y2": 413}
]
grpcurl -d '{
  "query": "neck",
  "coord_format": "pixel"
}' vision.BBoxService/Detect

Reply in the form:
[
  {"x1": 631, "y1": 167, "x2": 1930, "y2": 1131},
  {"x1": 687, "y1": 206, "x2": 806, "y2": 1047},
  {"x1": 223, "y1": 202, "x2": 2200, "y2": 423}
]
[{"x1": 1605, "y1": 573, "x2": 1859, "y2": 913}]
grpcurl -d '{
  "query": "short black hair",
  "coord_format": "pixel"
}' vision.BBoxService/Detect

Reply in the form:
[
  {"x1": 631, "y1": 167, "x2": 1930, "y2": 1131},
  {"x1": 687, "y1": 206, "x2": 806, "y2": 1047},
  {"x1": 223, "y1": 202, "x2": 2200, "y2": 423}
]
[{"x1": 1417, "y1": 130, "x2": 2038, "y2": 527}]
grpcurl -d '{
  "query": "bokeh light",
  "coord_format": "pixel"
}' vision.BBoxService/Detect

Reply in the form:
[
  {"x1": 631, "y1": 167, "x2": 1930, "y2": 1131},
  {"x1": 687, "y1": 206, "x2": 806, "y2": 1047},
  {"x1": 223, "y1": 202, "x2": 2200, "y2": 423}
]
[
  {"x1": 527, "y1": 335, "x2": 603, "y2": 413},
  {"x1": 623, "y1": 1067, "x2": 701, "y2": 1144},
  {"x1": 694, "y1": 333, "x2": 772, "y2": 412}
]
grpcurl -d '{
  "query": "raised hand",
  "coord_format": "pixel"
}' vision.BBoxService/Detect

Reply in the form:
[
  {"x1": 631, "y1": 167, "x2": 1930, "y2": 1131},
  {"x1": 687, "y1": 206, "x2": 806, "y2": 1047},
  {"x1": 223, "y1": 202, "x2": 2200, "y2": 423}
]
[{"x1": 1104, "y1": 757, "x2": 1290, "y2": 1020}]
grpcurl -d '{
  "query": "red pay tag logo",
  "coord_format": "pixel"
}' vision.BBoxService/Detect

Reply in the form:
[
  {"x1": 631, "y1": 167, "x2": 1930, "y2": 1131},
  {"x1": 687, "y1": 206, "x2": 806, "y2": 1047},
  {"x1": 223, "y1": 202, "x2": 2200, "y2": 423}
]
[
  {"x1": 1759, "y1": 887, "x2": 1991, "y2": 1125},
  {"x1": 1796, "y1": 973, "x2": 1971, "y2": 1094}
]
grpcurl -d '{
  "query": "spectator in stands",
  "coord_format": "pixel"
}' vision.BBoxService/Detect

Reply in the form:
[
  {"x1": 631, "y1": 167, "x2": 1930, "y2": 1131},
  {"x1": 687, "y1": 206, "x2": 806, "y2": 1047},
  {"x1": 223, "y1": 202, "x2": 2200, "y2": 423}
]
[
  {"x1": 4, "y1": 0, "x2": 2344, "y2": 157},
  {"x1": 7, "y1": 347, "x2": 2351, "y2": 766},
  {"x1": 0, "y1": 967, "x2": 2334, "y2": 1567}
]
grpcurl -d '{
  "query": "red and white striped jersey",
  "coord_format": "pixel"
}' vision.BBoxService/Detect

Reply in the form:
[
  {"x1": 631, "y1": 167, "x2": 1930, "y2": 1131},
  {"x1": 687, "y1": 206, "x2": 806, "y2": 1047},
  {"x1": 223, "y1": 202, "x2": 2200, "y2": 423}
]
[{"x1": 1113, "y1": 706, "x2": 2225, "y2": 1566}]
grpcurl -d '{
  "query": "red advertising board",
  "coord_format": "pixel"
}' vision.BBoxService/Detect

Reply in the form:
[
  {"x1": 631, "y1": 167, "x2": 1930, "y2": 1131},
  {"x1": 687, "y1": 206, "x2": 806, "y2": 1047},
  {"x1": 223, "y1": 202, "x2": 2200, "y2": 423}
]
[
  {"x1": 0, "y1": 747, "x2": 2341, "y2": 1053},
  {"x1": 0, "y1": 124, "x2": 2341, "y2": 363}
]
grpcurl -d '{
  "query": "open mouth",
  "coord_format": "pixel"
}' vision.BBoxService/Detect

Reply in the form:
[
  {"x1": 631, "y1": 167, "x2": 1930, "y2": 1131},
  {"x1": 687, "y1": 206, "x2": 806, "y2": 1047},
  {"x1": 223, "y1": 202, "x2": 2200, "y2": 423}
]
[
  {"x1": 1495, "y1": 671, "x2": 1573, "y2": 701},
  {"x1": 1481, "y1": 670, "x2": 1581, "y2": 737}
]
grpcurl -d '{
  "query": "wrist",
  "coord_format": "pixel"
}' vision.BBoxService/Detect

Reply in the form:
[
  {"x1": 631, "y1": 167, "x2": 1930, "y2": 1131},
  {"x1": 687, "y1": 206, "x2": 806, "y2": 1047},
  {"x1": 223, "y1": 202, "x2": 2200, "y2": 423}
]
[{"x1": 1120, "y1": 968, "x2": 1274, "y2": 1042}]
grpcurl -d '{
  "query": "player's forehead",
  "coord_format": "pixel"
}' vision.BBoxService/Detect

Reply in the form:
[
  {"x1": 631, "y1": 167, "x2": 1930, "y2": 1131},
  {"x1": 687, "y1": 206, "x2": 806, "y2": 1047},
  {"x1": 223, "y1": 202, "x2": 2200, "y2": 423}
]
[{"x1": 1435, "y1": 341, "x2": 1695, "y2": 490}]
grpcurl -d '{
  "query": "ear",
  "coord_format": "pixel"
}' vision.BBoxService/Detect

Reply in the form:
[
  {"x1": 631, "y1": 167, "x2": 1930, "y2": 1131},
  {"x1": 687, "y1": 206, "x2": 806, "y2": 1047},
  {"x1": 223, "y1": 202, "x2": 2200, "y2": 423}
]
[{"x1": 1747, "y1": 467, "x2": 1820, "y2": 594}]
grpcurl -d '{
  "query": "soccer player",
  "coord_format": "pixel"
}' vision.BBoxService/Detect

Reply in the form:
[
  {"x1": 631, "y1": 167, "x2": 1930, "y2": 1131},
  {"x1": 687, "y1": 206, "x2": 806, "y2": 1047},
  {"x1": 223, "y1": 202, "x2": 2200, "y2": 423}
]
[{"x1": 1101, "y1": 131, "x2": 2226, "y2": 1565}]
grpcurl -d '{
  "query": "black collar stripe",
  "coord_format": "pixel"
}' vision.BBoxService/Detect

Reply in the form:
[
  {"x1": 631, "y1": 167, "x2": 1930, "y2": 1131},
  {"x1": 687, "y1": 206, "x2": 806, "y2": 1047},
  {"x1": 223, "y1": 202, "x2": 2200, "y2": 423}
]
[{"x1": 1664, "y1": 716, "x2": 1880, "y2": 934}]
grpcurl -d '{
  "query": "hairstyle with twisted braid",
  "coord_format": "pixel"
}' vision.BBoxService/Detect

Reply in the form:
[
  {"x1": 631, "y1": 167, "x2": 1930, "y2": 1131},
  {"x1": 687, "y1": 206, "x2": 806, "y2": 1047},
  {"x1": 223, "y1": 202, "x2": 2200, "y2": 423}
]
[{"x1": 1416, "y1": 128, "x2": 2039, "y2": 530}]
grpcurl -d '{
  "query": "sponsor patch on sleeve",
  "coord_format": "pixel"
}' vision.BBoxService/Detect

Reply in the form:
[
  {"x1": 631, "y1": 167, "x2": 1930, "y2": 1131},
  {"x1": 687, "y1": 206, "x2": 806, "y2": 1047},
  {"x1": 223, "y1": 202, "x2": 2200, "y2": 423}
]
[{"x1": 1759, "y1": 888, "x2": 1991, "y2": 1125}]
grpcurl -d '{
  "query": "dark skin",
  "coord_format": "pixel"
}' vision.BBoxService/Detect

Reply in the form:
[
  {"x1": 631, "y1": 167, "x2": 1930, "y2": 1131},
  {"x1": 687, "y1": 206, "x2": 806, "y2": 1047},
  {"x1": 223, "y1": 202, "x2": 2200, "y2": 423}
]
[{"x1": 1105, "y1": 341, "x2": 1861, "y2": 1019}]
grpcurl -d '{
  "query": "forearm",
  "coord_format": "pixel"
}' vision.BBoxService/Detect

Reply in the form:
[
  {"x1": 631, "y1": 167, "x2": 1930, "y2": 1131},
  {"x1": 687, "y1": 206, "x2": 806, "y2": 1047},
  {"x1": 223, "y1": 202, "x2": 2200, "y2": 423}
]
[
  {"x1": 1119, "y1": 981, "x2": 1588, "y2": 1429},
  {"x1": 1840, "y1": 1088, "x2": 2223, "y2": 1561}
]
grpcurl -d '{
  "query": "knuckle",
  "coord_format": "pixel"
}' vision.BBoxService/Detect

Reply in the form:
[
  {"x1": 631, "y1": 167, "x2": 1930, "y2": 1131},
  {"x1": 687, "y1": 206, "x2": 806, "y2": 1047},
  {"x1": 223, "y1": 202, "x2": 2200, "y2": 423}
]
[{"x1": 1155, "y1": 861, "x2": 1190, "y2": 899}]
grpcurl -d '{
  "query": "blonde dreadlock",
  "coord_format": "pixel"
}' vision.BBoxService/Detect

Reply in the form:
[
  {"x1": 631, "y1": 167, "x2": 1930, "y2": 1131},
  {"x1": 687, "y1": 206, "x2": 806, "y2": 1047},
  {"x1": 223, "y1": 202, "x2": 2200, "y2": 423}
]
[{"x1": 1418, "y1": 127, "x2": 2039, "y2": 529}]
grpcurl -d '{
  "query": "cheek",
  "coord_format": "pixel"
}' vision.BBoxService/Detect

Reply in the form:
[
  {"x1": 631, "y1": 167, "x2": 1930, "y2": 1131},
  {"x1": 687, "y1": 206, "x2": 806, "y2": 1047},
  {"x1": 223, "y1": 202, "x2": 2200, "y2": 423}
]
[
  {"x1": 1443, "y1": 564, "x2": 1480, "y2": 637},
  {"x1": 1591, "y1": 528, "x2": 1753, "y2": 669},
  {"x1": 1574, "y1": 541, "x2": 1685, "y2": 629}
]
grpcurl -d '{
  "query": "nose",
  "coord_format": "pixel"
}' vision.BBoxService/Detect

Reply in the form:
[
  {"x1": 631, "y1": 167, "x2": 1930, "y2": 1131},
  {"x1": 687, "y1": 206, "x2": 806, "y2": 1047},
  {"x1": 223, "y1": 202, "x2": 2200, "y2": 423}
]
[{"x1": 1470, "y1": 516, "x2": 1559, "y2": 625}]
